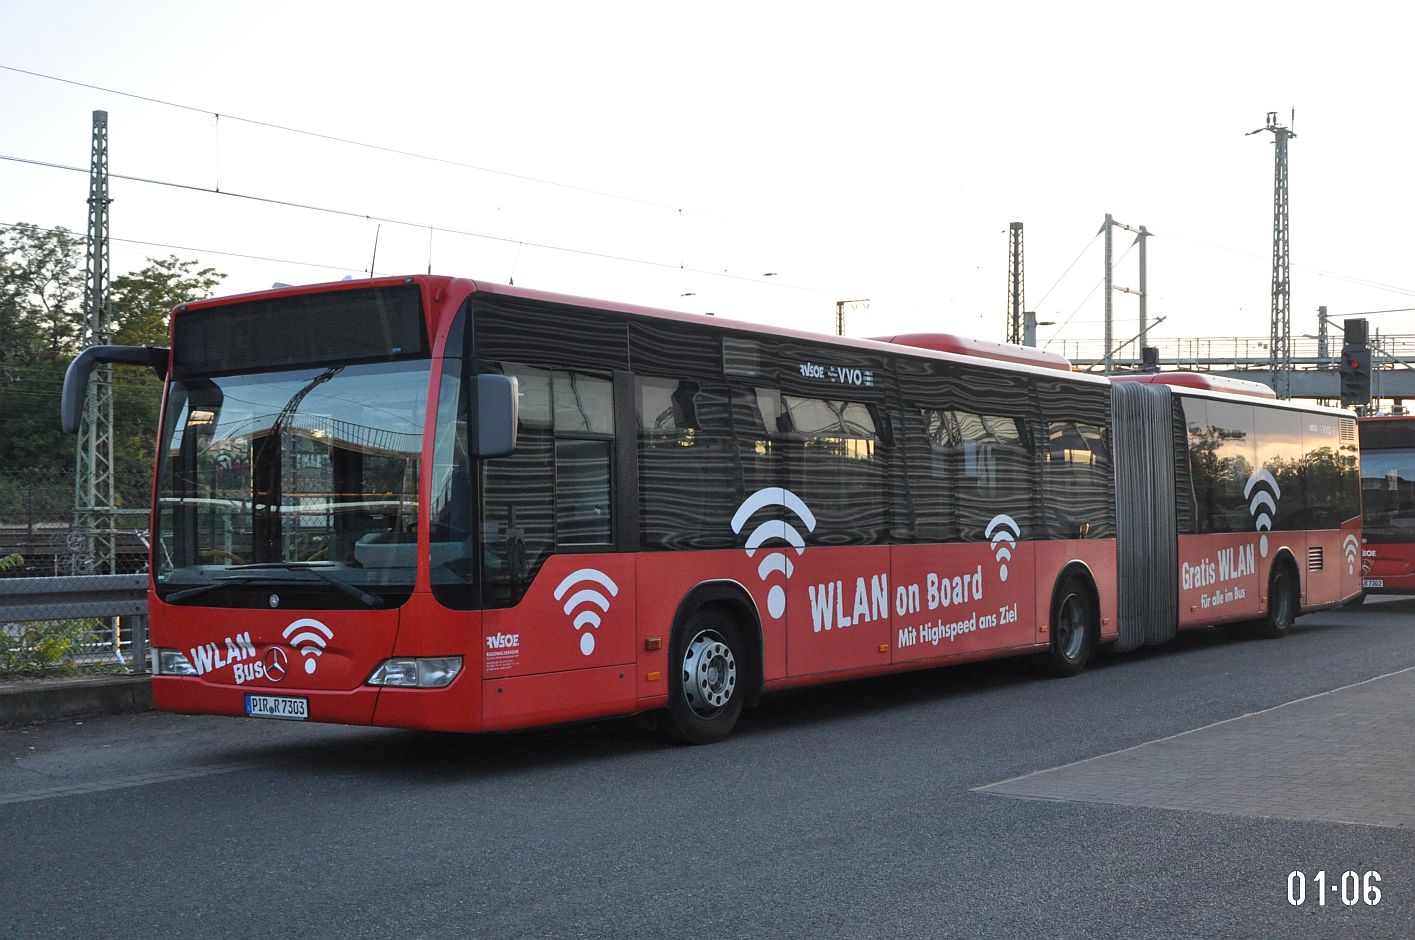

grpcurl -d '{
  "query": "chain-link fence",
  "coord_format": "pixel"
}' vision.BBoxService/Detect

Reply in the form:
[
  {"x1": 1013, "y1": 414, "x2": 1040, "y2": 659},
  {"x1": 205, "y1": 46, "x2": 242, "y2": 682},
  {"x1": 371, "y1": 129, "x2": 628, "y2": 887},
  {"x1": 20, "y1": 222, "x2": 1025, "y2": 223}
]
[
  {"x1": 0, "y1": 575, "x2": 149, "y2": 678},
  {"x1": 0, "y1": 466, "x2": 152, "y2": 578},
  {"x1": 1, "y1": 468, "x2": 151, "y2": 677}
]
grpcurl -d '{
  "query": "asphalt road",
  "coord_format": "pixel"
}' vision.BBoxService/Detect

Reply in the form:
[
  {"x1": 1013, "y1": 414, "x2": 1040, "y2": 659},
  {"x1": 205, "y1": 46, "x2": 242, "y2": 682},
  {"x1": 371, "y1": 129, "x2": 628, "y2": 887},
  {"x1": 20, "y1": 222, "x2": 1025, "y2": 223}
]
[{"x1": 4, "y1": 598, "x2": 1413, "y2": 939}]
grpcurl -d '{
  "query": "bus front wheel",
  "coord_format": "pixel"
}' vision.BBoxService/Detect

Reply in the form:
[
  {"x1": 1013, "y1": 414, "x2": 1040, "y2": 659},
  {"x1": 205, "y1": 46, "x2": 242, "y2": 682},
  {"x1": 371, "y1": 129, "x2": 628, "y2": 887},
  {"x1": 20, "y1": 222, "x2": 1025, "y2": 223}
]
[
  {"x1": 658, "y1": 607, "x2": 745, "y2": 745},
  {"x1": 1042, "y1": 577, "x2": 1095, "y2": 677}
]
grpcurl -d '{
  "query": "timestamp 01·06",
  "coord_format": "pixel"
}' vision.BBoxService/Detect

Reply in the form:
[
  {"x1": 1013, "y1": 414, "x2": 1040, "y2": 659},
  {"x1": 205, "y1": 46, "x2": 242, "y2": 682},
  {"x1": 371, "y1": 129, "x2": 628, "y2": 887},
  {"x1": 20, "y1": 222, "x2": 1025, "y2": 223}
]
[{"x1": 1287, "y1": 870, "x2": 1382, "y2": 907}]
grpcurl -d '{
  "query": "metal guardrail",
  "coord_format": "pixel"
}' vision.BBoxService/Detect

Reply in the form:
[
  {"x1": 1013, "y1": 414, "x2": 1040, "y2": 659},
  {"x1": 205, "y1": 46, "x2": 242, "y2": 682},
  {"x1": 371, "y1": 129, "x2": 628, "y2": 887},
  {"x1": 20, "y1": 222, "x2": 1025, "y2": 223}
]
[{"x1": 0, "y1": 574, "x2": 149, "y2": 674}]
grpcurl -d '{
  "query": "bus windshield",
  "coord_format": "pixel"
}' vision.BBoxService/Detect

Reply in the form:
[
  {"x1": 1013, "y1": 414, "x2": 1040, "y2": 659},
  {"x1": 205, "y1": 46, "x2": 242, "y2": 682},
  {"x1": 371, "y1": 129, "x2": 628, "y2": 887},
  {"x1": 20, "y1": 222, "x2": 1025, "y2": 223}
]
[
  {"x1": 1361, "y1": 445, "x2": 1415, "y2": 538},
  {"x1": 153, "y1": 358, "x2": 431, "y2": 607}
]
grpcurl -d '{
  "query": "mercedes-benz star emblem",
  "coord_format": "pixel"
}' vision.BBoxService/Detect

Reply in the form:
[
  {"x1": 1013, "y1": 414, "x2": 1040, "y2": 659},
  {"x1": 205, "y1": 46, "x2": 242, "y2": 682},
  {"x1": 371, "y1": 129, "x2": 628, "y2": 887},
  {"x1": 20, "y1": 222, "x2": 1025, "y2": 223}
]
[
  {"x1": 263, "y1": 646, "x2": 288, "y2": 683},
  {"x1": 269, "y1": 593, "x2": 280, "y2": 608}
]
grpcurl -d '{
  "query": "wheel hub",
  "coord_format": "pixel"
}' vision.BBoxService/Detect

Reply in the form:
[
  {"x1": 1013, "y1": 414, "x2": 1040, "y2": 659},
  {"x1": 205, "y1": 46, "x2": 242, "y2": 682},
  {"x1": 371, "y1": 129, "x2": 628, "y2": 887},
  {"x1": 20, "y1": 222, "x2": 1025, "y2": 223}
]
[
  {"x1": 1057, "y1": 595, "x2": 1085, "y2": 660},
  {"x1": 681, "y1": 630, "x2": 737, "y2": 717}
]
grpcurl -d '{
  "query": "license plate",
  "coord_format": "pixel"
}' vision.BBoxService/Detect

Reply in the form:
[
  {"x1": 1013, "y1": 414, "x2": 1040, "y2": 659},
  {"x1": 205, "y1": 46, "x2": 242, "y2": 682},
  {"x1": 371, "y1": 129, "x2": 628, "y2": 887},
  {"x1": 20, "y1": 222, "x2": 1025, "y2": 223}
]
[
  {"x1": 1363, "y1": 579, "x2": 1384, "y2": 589},
  {"x1": 245, "y1": 694, "x2": 308, "y2": 721}
]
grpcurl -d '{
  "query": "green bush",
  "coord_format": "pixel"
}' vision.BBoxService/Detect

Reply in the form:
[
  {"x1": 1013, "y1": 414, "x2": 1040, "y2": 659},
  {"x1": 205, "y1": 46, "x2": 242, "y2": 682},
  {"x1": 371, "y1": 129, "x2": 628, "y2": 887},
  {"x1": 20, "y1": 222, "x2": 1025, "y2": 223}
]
[{"x1": 0, "y1": 619, "x2": 117, "y2": 678}]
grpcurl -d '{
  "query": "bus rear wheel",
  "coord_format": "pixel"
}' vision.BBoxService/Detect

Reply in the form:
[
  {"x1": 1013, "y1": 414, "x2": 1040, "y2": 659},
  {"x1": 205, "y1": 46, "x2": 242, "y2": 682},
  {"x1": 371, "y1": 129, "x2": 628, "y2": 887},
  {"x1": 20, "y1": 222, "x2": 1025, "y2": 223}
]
[
  {"x1": 1042, "y1": 577, "x2": 1095, "y2": 677},
  {"x1": 1252, "y1": 562, "x2": 1298, "y2": 639},
  {"x1": 658, "y1": 607, "x2": 746, "y2": 745}
]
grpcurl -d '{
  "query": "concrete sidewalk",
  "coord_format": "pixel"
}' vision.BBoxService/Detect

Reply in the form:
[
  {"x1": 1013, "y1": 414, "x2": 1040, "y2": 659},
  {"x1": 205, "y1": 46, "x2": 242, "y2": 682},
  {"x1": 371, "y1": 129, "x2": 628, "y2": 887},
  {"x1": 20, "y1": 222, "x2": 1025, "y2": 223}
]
[
  {"x1": 979, "y1": 663, "x2": 1415, "y2": 829},
  {"x1": 0, "y1": 675, "x2": 153, "y2": 728}
]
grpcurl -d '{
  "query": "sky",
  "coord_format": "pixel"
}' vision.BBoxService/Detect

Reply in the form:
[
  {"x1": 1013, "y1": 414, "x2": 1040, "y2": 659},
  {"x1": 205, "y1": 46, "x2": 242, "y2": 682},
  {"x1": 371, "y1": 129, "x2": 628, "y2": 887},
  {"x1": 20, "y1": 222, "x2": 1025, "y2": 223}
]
[{"x1": 3, "y1": 0, "x2": 1415, "y2": 364}]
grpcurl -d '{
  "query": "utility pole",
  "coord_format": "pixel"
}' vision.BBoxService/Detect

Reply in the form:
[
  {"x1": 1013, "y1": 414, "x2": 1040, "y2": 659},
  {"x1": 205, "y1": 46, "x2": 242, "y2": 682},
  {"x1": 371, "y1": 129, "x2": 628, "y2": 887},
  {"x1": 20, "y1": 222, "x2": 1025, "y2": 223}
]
[
  {"x1": 1022, "y1": 311, "x2": 1053, "y2": 347},
  {"x1": 1104, "y1": 214, "x2": 1113, "y2": 374},
  {"x1": 73, "y1": 110, "x2": 114, "y2": 574},
  {"x1": 1101, "y1": 214, "x2": 1150, "y2": 375},
  {"x1": 835, "y1": 298, "x2": 868, "y2": 337},
  {"x1": 1007, "y1": 222, "x2": 1024, "y2": 344},
  {"x1": 1249, "y1": 111, "x2": 1296, "y2": 399},
  {"x1": 1137, "y1": 225, "x2": 1149, "y2": 350}
]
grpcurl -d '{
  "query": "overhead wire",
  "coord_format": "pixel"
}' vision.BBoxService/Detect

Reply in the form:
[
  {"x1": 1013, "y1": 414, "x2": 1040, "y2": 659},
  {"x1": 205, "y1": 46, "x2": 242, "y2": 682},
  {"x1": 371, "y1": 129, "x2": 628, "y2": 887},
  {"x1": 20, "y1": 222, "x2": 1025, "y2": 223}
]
[
  {"x1": 0, "y1": 63, "x2": 732, "y2": 221},
  {"x1": 1041, "y1": 238, "x2": 1141, "y2": 350},
  {"x1": 0, "y1": 221, "x2": 363, "y2": 274},
  {"x1": 1031, "y1": 229, "x2": 1100, "y2": 312},
  {"x1": 11, "y1": 63, "x2": 1415, "y2": 333},
  {"x1": 0, "y1": 63, "x2": 914, "y2": 311},
  {"x1": 1162, "y1": 230, "x2": 1415, "y2": 299},
  {"x1": 0, "y1": 153, "x2": 845, "y2": 298}
]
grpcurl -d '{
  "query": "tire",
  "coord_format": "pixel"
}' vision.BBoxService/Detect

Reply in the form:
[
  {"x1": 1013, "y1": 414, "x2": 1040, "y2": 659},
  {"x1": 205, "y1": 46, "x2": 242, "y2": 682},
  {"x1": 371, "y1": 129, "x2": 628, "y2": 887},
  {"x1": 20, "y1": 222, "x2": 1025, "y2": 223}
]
[
  {"x1": 657, "y1": 607, "x2": 747, "y2": 745},
  {"x1": 1042, "y1": 577, "x2": 1095, "y2": 677},
  {"x1": 1252, "y1": 562, "x2": 1298, "y2": 639}
]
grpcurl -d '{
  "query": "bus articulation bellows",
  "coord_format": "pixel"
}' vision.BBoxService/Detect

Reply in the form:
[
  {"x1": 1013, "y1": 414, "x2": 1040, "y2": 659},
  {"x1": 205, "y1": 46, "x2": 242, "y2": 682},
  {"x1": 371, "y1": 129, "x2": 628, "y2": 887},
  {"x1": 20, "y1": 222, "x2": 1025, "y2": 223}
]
[{"x1": 63, "y1": 276, "x2": 1363, "y2": 742}]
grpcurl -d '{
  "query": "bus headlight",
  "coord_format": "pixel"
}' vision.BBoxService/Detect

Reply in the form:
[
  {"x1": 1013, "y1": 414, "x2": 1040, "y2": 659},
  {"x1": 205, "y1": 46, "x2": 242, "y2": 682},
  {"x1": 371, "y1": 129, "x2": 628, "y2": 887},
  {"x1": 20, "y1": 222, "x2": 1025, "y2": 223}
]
[
  {"x1": 152, "y1": 648, "x2": 198, "y2": 676},
  {"x1": 367, "y1": 656, "x2": 463, "y2": 688}
]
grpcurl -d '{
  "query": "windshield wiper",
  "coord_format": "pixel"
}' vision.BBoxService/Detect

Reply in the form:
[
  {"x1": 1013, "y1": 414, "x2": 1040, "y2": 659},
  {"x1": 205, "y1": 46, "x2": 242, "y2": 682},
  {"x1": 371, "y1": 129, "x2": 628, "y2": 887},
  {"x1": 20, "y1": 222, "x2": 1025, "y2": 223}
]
[
  {"x1": 233, "y1": 563, "x2": 384, "y2": 608},
  {"x1": 163, "y1": 563, "x2": 383, "y2": 608},
  {"x1": 164, "y1": 574, "x2": 274, "y2": 605}
]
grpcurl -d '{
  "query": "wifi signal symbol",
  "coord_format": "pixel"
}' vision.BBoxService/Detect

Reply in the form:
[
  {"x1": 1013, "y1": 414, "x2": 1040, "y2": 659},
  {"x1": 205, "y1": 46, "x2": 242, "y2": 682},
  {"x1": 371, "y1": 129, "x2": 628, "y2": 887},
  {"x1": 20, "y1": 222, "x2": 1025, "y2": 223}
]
[
  {"x1": 1343, "y1": 534, "x2": 1360, "y2": 575},
  {"x1": 986, "y1": 514, "x2": 1021, "y2": 582},
  {"x1": 1243, "y1": 469, "x2": 1282, "y2": 559},
  {"x1": 553, "y1": 568, "x2": 620, "y2": 656},
  {"x1": 731, "y1": 487, "x2": 817, "y2": 620},
  {"x1": 282, "y1": 617, "x2": 334, "y2": 675}
]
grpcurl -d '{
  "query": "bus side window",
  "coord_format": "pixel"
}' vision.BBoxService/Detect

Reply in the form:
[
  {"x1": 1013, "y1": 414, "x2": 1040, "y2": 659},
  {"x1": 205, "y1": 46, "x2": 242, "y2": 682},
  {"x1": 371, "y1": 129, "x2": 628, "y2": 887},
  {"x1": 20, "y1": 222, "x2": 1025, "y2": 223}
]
[
  {"x1": 638, "y1": 378, "x2": 738, "y2": 551},
  {"x1": 951, "y1": 410, "x2": 1033, "y2": 541},
  {"x1": 732, "y1": 386, "x2": 781, "y2": 497},
  {"x1": 1204, "y1": 400, "x2": 1257, "y2": 534},
  {"x1": 552, "y1": 372, "x2": 614, "y2": 548},
  {"x1": 908, "y1": 407, "x2": 957, "y2": 542},
  {"x1": 778, "y1": 394, "x2": 888, "y2": 546},
  {"x1": 481, "y1": 366, "x2": 615, "y2": 603},
  {"x1": 1042, "y1": 420, "x2": 1112, "y2": 539},
  {"x1": 482, "y1": 364, "x2": 555, "y2": 603}
]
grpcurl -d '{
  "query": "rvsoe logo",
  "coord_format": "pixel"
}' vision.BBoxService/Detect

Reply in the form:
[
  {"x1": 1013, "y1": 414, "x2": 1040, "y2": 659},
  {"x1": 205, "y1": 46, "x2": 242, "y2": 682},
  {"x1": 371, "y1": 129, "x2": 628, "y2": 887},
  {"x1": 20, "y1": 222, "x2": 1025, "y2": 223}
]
[
  {"x1": 553, "y1": 569, "x2": 619, "y2": 656},
  {"x1": 731, "y1": 487, "x2": 817, "y2": 620},
  {"x1": 985, "y1": 515, "x2": 1021, "y2": 583},
  {"x1": 282, "y1": 618, "x2": 334, "y2": 675},
  {"x1": 1343, "y1": 534, "x2": 1360, "y2": 575},
  {"x1": 1244, "y1": 469, "x2": 1282, "y2": 559}
]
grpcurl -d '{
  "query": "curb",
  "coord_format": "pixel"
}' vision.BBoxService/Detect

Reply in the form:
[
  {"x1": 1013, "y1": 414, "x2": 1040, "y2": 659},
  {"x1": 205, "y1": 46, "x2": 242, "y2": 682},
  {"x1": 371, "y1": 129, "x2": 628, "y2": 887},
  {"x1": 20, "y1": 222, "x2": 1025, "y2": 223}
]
[{"x1": 0, "y1": 675, "x2": 154, "y2": 728}]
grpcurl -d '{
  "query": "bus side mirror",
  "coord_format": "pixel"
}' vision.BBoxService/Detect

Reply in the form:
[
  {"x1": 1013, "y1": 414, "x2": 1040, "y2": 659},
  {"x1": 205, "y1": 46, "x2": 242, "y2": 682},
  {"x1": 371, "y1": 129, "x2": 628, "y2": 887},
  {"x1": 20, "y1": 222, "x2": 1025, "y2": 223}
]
[
  {"x1": 62, "y1": 345, "x2": 170, "y2": 433},
  {"x1": 475, "y1": 374, "x2": 519, "y2": 458}
]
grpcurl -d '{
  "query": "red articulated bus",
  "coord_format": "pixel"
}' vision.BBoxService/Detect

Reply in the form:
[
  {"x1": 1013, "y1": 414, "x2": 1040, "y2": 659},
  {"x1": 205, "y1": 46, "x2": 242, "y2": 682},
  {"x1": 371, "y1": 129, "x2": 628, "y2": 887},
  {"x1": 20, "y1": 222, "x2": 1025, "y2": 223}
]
[
  {"x1": 61, "y1": 276, "x2": 1363, "y2": 742},
  {"x1": 1355, "y1": 415, "x2": 1415, "y2": 597}
]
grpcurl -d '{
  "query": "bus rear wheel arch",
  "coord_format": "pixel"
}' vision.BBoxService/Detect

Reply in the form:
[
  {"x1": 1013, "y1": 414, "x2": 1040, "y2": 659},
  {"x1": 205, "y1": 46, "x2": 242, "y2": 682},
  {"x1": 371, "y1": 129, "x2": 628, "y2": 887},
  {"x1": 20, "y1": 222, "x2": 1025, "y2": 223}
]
[
  {"x1": 658, "y1": 603, "x2": 751, "y2": 745},
  {"x1": 1042, "y1": 571, "x2": 1097, "y2": 677},
  {"x1": 1251, "y1": 554, "x2": 1300, "y2": 639}
]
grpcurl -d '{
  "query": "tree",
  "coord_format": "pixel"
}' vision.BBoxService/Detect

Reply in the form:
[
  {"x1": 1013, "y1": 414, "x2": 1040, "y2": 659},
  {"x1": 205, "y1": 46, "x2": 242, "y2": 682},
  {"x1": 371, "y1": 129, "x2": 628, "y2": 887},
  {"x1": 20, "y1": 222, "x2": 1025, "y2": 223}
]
[
  {"x1": 111, "y1": 255, "x2": 225, "y2": 347},
  {"x1": 0, "y1": 228, "x2": 226, "y2": 517},
  {"x1": 108, "y1": 256, "x2": 227, "y2": 498},
  {"x1": 0, "y1": 224, "x2": 85, "y2": 477},
  {"x1": 0, "y1": 223, "x2": 84, "y2": 374}
]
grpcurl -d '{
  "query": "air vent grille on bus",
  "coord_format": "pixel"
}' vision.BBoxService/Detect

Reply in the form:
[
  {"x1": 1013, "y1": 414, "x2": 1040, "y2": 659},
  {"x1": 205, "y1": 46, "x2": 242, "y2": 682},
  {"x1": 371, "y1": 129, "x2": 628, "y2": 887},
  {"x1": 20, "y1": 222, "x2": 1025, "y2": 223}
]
[
  {"x1": 1340, "y1": 418, "x2": 1357, "y2": 443},
  {"x1": 1307, "y1": 546, "x2": 1324, "y2": 571}
]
